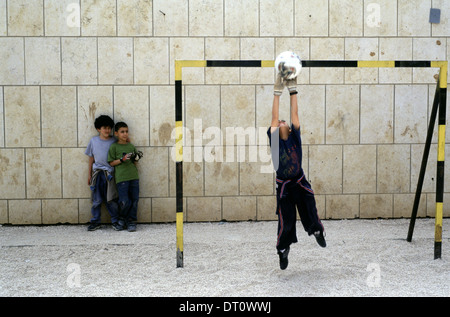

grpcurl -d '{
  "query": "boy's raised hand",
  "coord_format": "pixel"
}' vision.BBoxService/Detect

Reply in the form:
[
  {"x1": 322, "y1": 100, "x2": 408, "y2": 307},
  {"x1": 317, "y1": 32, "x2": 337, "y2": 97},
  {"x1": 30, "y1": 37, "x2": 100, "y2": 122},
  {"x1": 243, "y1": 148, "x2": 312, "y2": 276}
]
[
  {"x1": 274, "y1": 73, "x2": 285, "y2": 96},
  {"x1": 286, "y1": 76, "x2": 297, "y2": 95}
]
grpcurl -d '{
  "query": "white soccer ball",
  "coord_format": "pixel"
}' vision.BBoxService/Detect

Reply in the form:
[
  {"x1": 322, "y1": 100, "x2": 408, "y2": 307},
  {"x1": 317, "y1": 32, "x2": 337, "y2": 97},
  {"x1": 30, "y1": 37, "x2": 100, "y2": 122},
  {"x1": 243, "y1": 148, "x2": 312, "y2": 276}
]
[{"x1": 275, "y1": 51, "x2": 302, "y2": 80}]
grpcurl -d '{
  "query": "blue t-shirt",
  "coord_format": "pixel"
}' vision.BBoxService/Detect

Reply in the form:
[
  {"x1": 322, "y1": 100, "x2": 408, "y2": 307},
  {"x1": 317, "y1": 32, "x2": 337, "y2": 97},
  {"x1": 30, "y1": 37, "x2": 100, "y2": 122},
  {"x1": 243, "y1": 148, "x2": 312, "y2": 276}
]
[
  {"x1": 85, "y1": 136, "x2": 117, "y2": 173},
  {"x1": 267, "y1": 124, "x2": 303, "y2": 179}
]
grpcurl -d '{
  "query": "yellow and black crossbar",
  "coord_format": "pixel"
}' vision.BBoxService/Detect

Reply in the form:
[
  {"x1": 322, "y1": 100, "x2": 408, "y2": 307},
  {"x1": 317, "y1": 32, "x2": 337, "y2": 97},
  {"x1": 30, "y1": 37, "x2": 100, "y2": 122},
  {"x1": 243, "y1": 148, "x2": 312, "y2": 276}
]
[{"x1": 175, "y1": 60, "x2": 447, "y2": 267}]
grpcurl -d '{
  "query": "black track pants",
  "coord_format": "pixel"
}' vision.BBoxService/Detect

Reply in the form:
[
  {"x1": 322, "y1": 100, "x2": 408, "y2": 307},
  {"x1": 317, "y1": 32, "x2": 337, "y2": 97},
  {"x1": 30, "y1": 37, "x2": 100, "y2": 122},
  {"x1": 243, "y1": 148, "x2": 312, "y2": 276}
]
[{"x1": 276, "y1": 175, "x2": 324, "y2": 251}]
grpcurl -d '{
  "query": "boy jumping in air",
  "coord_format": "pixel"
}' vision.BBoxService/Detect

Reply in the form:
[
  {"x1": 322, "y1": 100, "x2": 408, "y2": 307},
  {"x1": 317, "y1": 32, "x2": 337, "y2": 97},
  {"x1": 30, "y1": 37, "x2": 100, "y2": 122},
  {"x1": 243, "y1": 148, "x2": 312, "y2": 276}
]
[{"x1": 268, "y1": 74, "x2": 326, "y2": 270}]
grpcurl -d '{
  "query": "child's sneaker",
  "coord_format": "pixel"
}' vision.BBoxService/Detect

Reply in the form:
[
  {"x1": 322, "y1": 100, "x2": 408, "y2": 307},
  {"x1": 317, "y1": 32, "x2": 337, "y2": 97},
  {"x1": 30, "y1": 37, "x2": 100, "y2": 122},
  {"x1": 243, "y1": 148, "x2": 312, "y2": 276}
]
[
  {"x1": 277, "y1": 247, "x2": 289, "y2": 270},
  {"x1": 112, "y1": 222, "x2": 124, "y2": 231},
  {"x1": 314, "y1": 231, "x2": 327, "y2": 248},
  {"x1": 88, "y1": 223, "x2": 101, "y2": 231},
  {"x1": 127, "y1": 222, "x2": 136, "y2": 232}
]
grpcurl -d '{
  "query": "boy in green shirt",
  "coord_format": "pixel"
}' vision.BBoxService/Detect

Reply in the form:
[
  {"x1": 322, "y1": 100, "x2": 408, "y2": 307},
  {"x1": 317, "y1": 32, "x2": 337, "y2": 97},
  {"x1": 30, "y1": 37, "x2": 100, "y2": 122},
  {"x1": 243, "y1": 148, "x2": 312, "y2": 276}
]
[{"x1": 108, "y1": 122, "x2": 142, "y2": 231}]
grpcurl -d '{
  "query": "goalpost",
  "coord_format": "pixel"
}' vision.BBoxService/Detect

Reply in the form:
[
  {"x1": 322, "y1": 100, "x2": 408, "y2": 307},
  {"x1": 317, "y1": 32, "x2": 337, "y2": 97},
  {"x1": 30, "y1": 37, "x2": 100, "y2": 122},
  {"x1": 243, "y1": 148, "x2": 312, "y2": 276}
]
[{"x1": 174, "y1": 59, "x2": 447, "y2": 267}]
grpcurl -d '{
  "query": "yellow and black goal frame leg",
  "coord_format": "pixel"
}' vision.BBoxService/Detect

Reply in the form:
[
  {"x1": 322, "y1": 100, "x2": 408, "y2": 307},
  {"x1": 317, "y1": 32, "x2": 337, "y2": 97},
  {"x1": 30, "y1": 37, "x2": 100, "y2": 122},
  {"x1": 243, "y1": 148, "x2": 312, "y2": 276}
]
[
  {"x1": 432, "y1": 62, "x2": 447, "y2": 259},
  {"x1": 175, "y1": 60, "x2": 447, "y2": 267},
  {"x1": 406, "y1": 61, "x2": 447, "y2": 260}
]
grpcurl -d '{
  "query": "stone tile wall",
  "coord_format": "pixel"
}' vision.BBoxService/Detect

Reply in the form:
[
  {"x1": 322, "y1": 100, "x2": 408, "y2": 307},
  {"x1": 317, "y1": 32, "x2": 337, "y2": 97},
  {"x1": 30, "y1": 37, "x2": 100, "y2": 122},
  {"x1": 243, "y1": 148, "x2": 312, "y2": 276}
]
[{"x1": 0, "y1": 0, "x2": 449, "y2": 224}]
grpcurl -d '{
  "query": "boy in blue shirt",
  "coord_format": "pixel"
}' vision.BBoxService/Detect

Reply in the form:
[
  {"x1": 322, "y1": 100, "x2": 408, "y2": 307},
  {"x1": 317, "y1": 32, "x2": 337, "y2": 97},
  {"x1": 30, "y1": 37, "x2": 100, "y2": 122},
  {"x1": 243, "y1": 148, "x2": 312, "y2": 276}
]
[
  {"x1": 268, "y1": 74, "x2": 326, "y2": 270},
  {"x1": 85, "y1": 115, "x2": 120, "y2": 231}
]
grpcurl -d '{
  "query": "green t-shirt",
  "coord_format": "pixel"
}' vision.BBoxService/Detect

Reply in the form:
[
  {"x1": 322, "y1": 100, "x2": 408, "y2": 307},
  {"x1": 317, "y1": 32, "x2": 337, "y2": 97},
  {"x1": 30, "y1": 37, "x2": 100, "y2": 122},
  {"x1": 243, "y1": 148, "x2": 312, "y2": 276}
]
[{"x1": 108, "y1": 142, "x2": 139, "y2": 184}]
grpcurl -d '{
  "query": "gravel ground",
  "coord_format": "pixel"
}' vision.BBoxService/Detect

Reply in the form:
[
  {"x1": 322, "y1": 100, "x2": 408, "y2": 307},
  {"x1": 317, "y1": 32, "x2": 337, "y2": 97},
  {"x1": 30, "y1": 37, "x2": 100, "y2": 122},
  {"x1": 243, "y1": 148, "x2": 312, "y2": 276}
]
[{"x1": 0, "y1": 218, "x2": 448, "y2": 297}]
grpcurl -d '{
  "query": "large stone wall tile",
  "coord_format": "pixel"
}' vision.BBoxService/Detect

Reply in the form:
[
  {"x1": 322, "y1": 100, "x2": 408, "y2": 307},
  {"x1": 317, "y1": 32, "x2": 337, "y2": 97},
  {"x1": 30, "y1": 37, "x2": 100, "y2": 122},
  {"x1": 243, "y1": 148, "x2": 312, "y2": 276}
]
[
  {"x1": 0, "y1": 38, "x2": 24, "y2": 85},
  {"x1": 81, "y1": 0, "x2": 116, "y2": 36},
  {"x1": 260, "y1": 0, "x2": 294, "y2": 36},
  {"x1": 343, "y1": 145, "x2": 377, "y2": 194},
  {"x1": 204, "y1": 160, "x2": 239, "y2": 196},
  {"x1": 117, "y1": 0, "x2": 152, "y2": 36},
  {"x1": 239, "y1": 160, "x2": 273, "y2": 195},
  {"x1": 45, "y1": 0, "x2": 80, "y2": 36},
  {"x1": 297, "y1": 85, "x2": 325, "y2": 145},
  {"x1": 221, "y1": 86, "x2": 256, "y2": 145},
  {"x1": 432, "y1": 0, "x2": 450, "y2": 36},
  {"x1": 0, "y1": 200, "x2": 7, "y2": 223},
  {"x1": 223, "y1": 196, "x2": 256, "y2": 221},
  {"x1": 360, "y1": 85, "x2": 394, "y2": 144},
  {"x1": 185, "y1": 86, "x2": 221, "y2": 146},
  {"x1": 186, "y1": 197, "x2": 221, "y2": 222},
  {"x1": 224, "y1": 0, "x2": 258, "y2": 36},
  {"x1": 9, "y1": 200, "x2": 41, "y2": 224},
  {"x1": 394, "y1": 85, "x2": 428, "y2": 143},
  {"x1": 182, "y1": 159, "x2": 203, "y2": 197},
  {"x1": 153, "y1": 0, "x2": 188, "y2": 36},
  {"x1": 42, "y1": 199, "x2": 78, "y2": 224},
  {"x1": 363, "y1": 0, "x2": 397, "y2": 36},
  {"x1": 62, "y1": 38, "x2": 97, "y2": 85},
  {"x1": 377, "y1": 144, "x2": 410, "y2": 193},
  {"x1": 329, "y1": 0, "x2": 363, "y2": 36},
  {"x1": 152, "y1": 197, "x2": 185, "y2": 223},
  {"x1": 77, "y1": 86, "x2": 113, "y2": 147},
  {"x1": 114, "y1": 86, "x2": 150, "y2": 146},
  {"x1": 0, "y1": 149, "x2": 25, "y2": 199},
  {"x1": 326, "y1": 195, "x2": 359, "y2": 219},
  {"x1": 0, "y1": 0, "x2": 6, "y2": 36},
  {"x1": 257, "y1": 196, "x2": 277, "y2": 221},
  {"x1": 8, "y1": 0, "x2": 43, "y2": 36},
  {"x1": 137, "y1": 198, "x2": 151, "y2": 223},
  {"x1": 325, "y1": 85, "x2": 360, "y2": 144},
  {"x1": 189, "y1": 0, "x2": 223, "y2": 36},
  {"x1": 295, "y1": 0, "x2": 328, "y2": 36},
  {"x1": 398, "y1": 0, "x2": 431, "y2": 36},
  {"x1": 134, "y1": 38, "x2": 169, "y2": 85},
  {"x1": 25, "y1": 37, "x2": 61, "y2": 85},
  {"x1": 137, "y1": 147, "x2": 169, "y2": 198},
  {"x1": 41, "y1": 86, "x2": 77, "y2": 147},
  {"x1": 150, "y1": 86, "x2": 174, "y2": 147},
  {"x1": 98, "y1": 38, "x2": 133, "y2": 85},
  {"x1": 380, "y1": 38, "x2": 413, "y2": 61},
  {"x1": 62, "y1": 148, "x2": 90, "y2": 199},
  {"x1": 78, "y1": 198, "x2": 91, "y2": 223},
  {"x1": 26, "y1": 148, "x2": 62, "y2": 199},
  {"x1": 309, "y1": 145, "x2": 343, "y2": 194},
  {"x1": 394, "y1": 193, "x2": 426, "y2": 218},
  {"x1": 360, "y1": 194, "x2": 393, "y2": 218},
  {"x1": 4, "y1": 86, "x2": 40, "y2": 147}
]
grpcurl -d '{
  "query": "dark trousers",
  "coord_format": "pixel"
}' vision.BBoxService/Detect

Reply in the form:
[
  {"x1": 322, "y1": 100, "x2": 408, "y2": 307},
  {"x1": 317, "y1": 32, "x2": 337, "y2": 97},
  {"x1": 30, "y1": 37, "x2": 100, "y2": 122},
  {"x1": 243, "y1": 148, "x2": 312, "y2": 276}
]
[
  {"x1": 91, "y1": 171, "x2": 119, "y2": 224},
  {"x1": 276, "y1": 174, "x2": 324, "y2": 251},
  {"x1": 117, "y1": 179, "x2": 139, "y2": 224}
]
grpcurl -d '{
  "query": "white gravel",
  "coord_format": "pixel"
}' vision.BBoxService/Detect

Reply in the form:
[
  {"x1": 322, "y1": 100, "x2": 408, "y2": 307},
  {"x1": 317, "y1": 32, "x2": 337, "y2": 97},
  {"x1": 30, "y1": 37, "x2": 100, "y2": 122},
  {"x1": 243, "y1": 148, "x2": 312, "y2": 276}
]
[{"x1": 0, "y1": 218, "x2": 448, "y2": 297}]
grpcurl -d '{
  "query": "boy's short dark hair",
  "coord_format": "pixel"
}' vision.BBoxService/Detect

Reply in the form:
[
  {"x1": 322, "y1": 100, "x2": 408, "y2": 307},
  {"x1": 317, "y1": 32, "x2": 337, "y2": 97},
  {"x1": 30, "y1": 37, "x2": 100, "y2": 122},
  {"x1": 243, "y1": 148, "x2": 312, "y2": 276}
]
[
  {"x1": 114, "y1": 121, "x2": 128, "y2": 132},
  {"x1": 94, "y1": 115, "x2": 114, "y2": 130}
]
